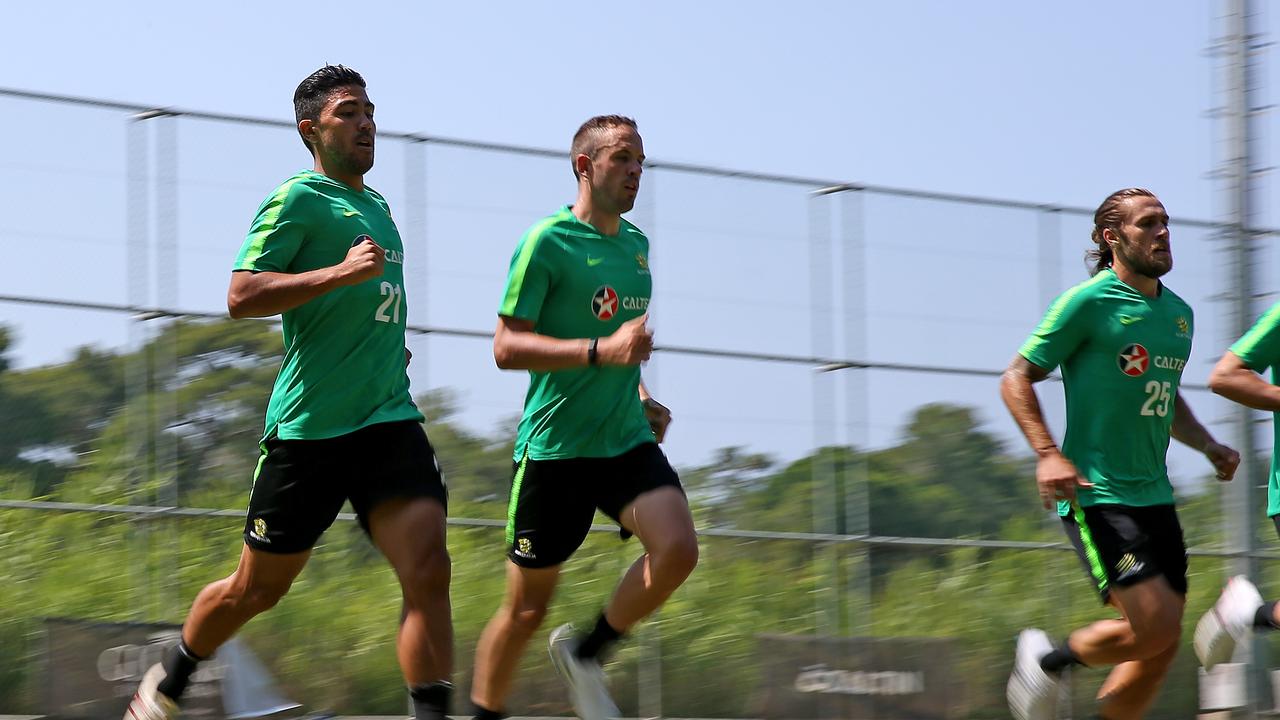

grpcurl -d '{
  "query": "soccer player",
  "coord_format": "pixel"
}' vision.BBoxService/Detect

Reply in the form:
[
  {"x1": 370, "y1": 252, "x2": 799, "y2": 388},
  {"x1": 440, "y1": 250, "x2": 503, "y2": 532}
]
[
  {"x1": 468, "y1": 115, "x2": 698, "y2": 720},
  {"x1": 1001, "y1": 188, "x2": 1240, "y2": 720},
  {"x1": 1193, "y1": 303, "x2": 1280, "y2": 668},
  {"x1": 123, "y1": 65, "x2": 453, "y2": 720}
]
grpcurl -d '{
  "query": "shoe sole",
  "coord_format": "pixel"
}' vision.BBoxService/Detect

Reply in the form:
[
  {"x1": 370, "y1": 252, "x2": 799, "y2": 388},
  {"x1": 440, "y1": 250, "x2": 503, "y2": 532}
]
[
  {"x1": 1195, "y1": 608, "x2": 1237, "y2": 669},
  {"x1": 548, "y1": 633, "x2": 619, "y2": 720}
]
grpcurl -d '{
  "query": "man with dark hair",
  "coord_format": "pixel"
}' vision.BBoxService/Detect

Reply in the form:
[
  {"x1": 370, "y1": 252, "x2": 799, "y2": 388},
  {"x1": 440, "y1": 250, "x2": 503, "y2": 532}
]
[
  {"x1": 1001, "y1": 188, "x2": 1239, "y2": 720},
  {"x1": 468, "y1": 115, "x2": 698, "y2": 720},
  {"x1": 123, "y1": 65, "x2": 454, "y2": 720},
  {"x1": 1194, "y1": 303, "x2": 1280, "y2": 668}
]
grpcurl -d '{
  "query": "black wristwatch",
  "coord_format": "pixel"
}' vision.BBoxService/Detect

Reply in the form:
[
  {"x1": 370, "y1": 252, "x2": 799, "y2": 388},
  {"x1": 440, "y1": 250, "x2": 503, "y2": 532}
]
[{"x1": 587, "y1": 337, "x2": 600, "y2": 366}]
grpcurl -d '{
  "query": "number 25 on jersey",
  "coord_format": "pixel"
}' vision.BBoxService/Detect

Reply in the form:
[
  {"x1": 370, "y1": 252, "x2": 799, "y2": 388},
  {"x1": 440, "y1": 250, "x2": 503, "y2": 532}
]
[{"x1": 1141, "y1": 380, "x2": 1171, "y2": 417}]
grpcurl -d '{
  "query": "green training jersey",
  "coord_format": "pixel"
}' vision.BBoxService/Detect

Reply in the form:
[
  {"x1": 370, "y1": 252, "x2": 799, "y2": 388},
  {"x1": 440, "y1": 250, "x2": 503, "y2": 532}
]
[
  {"x1": 1018, "y1": 268, "x2": 1194, "y2": 514},
  {"x1": 1229, "y1": 302, "x2": 1280, "y2": 517},
  {"x1": 233, "y1": 170, "x2": 422, "y2": 441},
  {"x1": 499, "y1": 206, "x2": 654, "y2": 460}
]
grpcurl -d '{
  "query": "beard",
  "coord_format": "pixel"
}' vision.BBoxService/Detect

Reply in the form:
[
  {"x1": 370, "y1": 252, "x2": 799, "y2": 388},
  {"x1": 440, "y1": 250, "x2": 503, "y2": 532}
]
[
  {"x1": 1114, "y1": 232, "x2": 1172, "y2": 278},
  {"x1": 325, "y1": 144, "x2": 374, "y2": 177}
]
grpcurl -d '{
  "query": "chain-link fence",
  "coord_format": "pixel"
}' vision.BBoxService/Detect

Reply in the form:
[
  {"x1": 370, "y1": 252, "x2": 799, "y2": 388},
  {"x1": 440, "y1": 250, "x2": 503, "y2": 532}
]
[{"x1": 3, "y1": 87, "x2": 1280, "y2": 718}]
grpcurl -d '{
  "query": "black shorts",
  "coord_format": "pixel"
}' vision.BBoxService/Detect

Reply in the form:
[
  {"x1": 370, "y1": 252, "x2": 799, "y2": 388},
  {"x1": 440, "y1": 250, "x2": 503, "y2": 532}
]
[
  {"x1": 1061, "y1": 503, "x2": 1187, "y2": 603},
  {"x1": 505, "y1": 442, "x2": 683, "y2": 568},
  {"x1": 244, "y1": 420, "x2": 447, "y2": 554}
]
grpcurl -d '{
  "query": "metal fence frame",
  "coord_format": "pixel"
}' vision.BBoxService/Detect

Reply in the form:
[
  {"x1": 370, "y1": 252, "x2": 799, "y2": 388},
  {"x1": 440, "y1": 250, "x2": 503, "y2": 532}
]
[{"x1": 3, "y1": 80, "x2": 1280, "y2": 717}]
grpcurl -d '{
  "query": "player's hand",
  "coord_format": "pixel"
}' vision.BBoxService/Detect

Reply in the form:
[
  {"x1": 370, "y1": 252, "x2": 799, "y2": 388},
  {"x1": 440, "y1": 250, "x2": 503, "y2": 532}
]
[
  {"x1": 405, "y1": 347, "x2": 412, "y2": 367},
  {"x1": 642, "y1": 397, "x2": 672, "y2": 443},
  {"x1": 1205, "y1": 441, "x2": 1240, "y2": 482},
  {"x1": 600, "y1": 313, "x2": 653, "y2": 365},
  {"x1": 1036, "y1": 450, "x2": 1092, "y2": 510},
  {"x1": 338, "y1": 237, "x2": 385, "y2": 286}
]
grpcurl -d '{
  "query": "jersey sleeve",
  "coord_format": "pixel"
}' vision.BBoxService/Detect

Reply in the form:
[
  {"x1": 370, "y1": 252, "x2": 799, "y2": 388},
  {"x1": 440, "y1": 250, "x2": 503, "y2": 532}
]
[
  {"x1": 497, "y1": 223, "x2": 557, "y2": 322},
  {"x1": 1231, "y1": 302, "x2": 1280, "y2": 371},
  {"x1": 1018, "y1": 284, "x2": 1094, "y2": 372},
  {"x1": 233, "y1": 180, "x2": 312, "y2": 273}
]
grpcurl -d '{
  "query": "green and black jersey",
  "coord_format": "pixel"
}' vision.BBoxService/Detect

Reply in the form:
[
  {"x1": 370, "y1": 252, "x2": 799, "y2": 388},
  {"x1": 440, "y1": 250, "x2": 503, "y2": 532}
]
[
  {"x1": 234, "y1": 170, "x2": 422, "y2": 442},
  {"x1": 499, "y1": 206, "x2": 653, "y2": 460},
  {"x1": 1019, "y1": 269, "x2": 1194, "y2": 514},
  {"x1": 1229, "y1": 302, "x2": 1280, "y2": 516}
]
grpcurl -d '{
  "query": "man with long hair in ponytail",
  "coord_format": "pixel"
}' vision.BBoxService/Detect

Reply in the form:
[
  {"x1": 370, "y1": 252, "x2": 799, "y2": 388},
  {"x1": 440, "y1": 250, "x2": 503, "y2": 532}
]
[{"x1": 1001, "y1": 188, "x2": 1239, "y2": 720}]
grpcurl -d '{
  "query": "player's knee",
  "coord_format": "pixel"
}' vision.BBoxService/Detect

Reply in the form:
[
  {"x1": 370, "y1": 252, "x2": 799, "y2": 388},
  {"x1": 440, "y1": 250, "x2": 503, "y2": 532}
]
[
  {"x1": 401, "y1": 546, "x2": 452, "y2": 606},
  {"x1": 655, "y1": 534, "x2": 699, "y2": 585},
  {"x1": 507, "y1": 601, "x2": 550, "y2": 634}
]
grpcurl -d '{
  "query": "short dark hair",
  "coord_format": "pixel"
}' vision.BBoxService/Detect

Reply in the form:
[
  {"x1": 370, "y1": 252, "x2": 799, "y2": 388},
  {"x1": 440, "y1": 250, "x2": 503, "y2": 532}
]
[
  {"x1": 293, "y1": 65, "x2": 366, "y2": 152},
  {"x1": 570, "y1": 115, "x2": 638, "y2": 179},
  {"x1": 1087, "y1": 188, "x2": 1157, "y2": 275}
]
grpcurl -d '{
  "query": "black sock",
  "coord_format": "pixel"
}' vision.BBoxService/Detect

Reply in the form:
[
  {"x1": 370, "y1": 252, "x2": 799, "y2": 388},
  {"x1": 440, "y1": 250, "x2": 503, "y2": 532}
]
[
  {"x1": 1039, "y1": 640, "x2": 1084, "y2": 674},
  {"x1": 409, "y1": 681, "x2": 453, "y2": 720},
  {"x1": 471, "y1": 701, "x2": 504, "y2": 720},
  {"x1": 575, "y1": 613, "x2": 623, "y2": 661},
  {"x1": 155, "y1": 640, "x2": 204, "y2": 702},
  {"x1": 1255, "y1": 601, "x2": 1280, "y2": 631}
]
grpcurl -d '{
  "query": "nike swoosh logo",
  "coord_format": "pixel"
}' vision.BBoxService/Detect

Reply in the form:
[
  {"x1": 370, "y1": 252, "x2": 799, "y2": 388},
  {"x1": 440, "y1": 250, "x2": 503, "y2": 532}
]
[
  {"x1": 587, "y1": 257, "x2": 604, "y2": 266},
  {"x1": 343, "y1": 210, "x2": 361, "y2": 217},
  {"x1": 1119, "y1": 315, "x2": 1143, "y2": 325}
]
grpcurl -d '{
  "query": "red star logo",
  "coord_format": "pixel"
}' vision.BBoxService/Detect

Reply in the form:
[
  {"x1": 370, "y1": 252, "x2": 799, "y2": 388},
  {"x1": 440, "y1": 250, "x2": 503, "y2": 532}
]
[
  {"x1": 1117, "y1": 343, "x2": 1149, "y2": 377},
  {"x1": 592, "y1": 286, "x2": 618, "y2": 320}
]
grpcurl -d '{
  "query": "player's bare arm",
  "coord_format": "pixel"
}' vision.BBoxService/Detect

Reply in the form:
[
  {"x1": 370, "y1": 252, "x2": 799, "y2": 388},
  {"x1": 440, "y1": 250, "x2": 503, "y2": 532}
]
[
  {"x1": 227, "y1": 238, "x2": 385, "y2": 318},
  {"x1": 638, "y1": 380, "x2": 671, "y2": 443},
  {"x1": 1209, "y1": 350, "x2": 1280, "y2": 411},
  {"x1": 1171, "y1": 394, "x2": 1240, "y2": 481},
  {"x1": 494, "y1": 313, "x2": 652, "y2": 371},
  {"x1": 1001, "y1": 354, "x2": 1092, "y2": 508}
]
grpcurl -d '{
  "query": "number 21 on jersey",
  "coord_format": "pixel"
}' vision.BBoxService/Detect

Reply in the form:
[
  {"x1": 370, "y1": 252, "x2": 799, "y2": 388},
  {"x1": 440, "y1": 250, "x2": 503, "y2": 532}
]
[{"x1": 375, "y1": 281, "x2": 402, "y2": 324}]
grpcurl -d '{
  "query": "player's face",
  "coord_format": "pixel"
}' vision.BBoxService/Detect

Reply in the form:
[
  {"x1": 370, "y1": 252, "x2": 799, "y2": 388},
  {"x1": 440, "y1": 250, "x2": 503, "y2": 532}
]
[
  {"x1": 310, "y1": 84, "x2": 376, "y2": 176},
  {"x1": 1112, "y1": 196, "x2": 1172, "y2": 278},
  {"x1": 587, "y1": 126, "x2": 644, "y2": 215}
]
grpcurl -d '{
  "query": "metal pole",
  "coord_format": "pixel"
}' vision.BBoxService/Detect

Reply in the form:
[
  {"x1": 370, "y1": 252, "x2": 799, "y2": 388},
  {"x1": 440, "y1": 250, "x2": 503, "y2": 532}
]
[
  {"x1": 839, "y1": 188, "x2": 870, "y2": 638},
  {"x1": 404, "y1": 138, "x2": 428, "y2": 387},
  {"x1": 156, "y1": 114, "x2": 180, "y2": 617},
  {"x1": 126, "y1": 114, "x2": 151, "y2": 621},
  {"x1": 808, "y1": 189, "x2": 838, "y2": 639},
  {"x1": 1222, "y1": 0, "x2": 1265, "y2": 712},
  {"x1": 626, "y1": 169, "x2": 662, "y2": 718}
]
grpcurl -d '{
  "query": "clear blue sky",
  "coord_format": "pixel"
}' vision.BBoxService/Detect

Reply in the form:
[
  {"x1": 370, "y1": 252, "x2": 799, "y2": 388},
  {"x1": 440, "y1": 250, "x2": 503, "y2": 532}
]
[{"x1": 1, "y1": 1, "x2": 1275, "y2": 479}]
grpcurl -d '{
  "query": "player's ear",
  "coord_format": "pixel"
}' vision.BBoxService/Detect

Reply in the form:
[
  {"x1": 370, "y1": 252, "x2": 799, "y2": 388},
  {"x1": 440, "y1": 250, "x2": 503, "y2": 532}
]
[
  {"x1": 574, "y1": 152, "x2": 592, "y2": 181},
  {"x1": 299, "y1": 119, "x2": 317, "y2": 148}
]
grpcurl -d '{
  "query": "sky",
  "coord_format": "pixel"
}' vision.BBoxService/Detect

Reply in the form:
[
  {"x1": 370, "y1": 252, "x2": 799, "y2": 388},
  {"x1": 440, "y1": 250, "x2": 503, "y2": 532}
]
[{"x1": 1, "y1": 1, "x2": 1277, "y2": 485}]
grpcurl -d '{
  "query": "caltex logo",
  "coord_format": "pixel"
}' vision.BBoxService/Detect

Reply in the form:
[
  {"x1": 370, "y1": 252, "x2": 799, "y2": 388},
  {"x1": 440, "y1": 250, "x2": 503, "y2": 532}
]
[
  {"x1": 592, "y1": 286, "x2": 619, "y2": 320},
  {"x1": 1117, "y1": 343, "x2": 1150, "y2": 377}
]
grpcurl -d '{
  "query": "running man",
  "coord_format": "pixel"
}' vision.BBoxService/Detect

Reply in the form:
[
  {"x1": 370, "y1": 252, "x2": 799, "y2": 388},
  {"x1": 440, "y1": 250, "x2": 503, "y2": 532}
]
[
  {"x1": 469, "y1": 115, "x2": 698, "y2": 720},
  {"x1": 124, "y1": 65, "x2": 453, "y2": 720},
  {"x1": 1001, "y1": 187, "x2": 1239, "y2": 720},
  {"x1": 1194, "y1": 302, "x2": 1280, "y2": 668}
]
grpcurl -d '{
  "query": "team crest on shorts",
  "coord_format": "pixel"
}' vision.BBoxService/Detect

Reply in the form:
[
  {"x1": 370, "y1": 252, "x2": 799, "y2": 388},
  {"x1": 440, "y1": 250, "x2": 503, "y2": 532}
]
[
  {"x1": 515, "y1": 535, "x2": 536, "y2": 559},
  {"x1": 251, "y1": 518, "x2": 269, "y2": 543},
  {"x1": 1117, "y1": 343, "x2": 1149, "y2": 377},
  {"x1": 592, "y1": 286, "x2": 619, "y2": 321}
]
